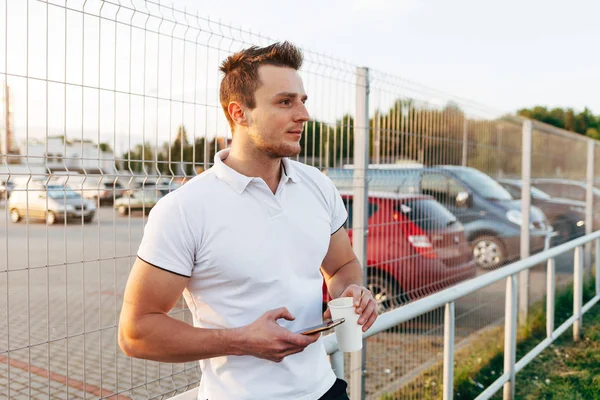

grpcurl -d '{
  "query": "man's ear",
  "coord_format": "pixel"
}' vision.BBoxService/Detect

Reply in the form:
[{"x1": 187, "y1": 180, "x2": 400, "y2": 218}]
[{"x1": 228, "y1": 101, "x2": 248, "y2": 127}]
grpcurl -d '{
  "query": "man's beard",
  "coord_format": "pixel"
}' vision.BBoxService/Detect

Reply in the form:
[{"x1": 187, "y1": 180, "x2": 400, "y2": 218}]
[{"x1": 258, "y1": 140, "x2": 302, "y2": 159}]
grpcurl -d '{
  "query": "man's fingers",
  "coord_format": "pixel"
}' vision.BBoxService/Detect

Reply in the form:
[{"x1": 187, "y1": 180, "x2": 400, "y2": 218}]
[
  {"x1": 283, "y1": 330, "x2": 320, "y2": 347},
  {"x1": 362, "y1": 311, "x2": 377, "y2": 332},
  {"x1": 358, "y1": 299, "x2": 376, "y2": 325},
  {"x1": 357, "y1": 289, "x2": 371, "y2": 314},
  {"x1": 323, "y1": 308, "x2": 331, "y2": 320},
  {"x1": 351, "y1": 286, "x2": 362, "y2": 307},
  {"x1": 270, "y1": 307, "x2": 295, "y2": 321}
]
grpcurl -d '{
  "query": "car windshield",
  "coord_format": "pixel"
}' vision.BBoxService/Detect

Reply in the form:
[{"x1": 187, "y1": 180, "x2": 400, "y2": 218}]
[
  {"x1": 396, "y1": 199, "x2": 458, "y2": 231},
  {"x1": 451, "y1": 169, "x2": 513, "y2": 201},
  {"x1": 47, "y1": 187, "x2": 81, "y2": 199}
]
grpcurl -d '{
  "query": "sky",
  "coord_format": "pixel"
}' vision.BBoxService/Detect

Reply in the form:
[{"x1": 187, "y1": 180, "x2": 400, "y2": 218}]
[
  {"x1": 1, "y1": 0, "x2": 599, "y2": 154},
  {"x1": 176, "y1": 0, "x2": 600, "y2": 115}
]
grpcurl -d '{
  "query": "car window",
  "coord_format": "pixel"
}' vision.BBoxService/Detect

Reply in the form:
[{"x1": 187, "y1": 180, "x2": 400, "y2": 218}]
[
  {"x1": 344, "y1": 198, "x2": 379, "y2": 228},
  {"x1": 501, "y1": 183, "x2": 522, "y2": 199},
  {"x1": 421, "y1": 173, "x2": 450, "y2": 204},
  {"x1": 396, "y1": 199, "x2": 457, "y2": 231},
  {"x1": 47, "y1": 188, "x2": 81, "y2": 199},
  {"x1": 449, "y1": 168, "x2": 512, "y2": 200},
  {"x1": 448, "y1": 178, "x2": 467, "y2": 197}
]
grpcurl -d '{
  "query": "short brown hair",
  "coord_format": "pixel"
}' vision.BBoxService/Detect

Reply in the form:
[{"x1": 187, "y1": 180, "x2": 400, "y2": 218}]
[{"x1": 219, "y1": 41, "x2": 304, "y2": 132}]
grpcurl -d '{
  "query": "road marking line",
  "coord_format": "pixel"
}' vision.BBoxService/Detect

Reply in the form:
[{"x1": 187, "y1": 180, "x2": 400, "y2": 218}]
[{"x1": 0, "y1": 354, "x2": 132, "y2": 399}]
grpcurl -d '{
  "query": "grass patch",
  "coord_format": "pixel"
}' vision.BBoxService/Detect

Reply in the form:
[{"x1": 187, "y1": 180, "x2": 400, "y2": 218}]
[{"x1": 384, "y1": 276, "x2": 599, "y2": 399}]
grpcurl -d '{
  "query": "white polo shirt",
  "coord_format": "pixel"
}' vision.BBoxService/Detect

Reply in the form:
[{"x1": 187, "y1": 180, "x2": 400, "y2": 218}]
[{"x1": 137, "y1": 148, "x2": 348, "y2": 400}]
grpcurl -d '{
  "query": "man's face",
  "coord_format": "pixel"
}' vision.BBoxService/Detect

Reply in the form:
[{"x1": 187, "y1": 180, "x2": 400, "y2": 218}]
[{"x1": 244, "y1": 65, "x2": 310, "y2": 158}]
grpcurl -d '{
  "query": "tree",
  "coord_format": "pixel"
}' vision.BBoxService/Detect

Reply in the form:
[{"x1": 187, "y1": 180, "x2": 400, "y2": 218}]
[
  {"x1": 517, "y1": 106, "x2": 600, "y2": 136},
  {"x1": 99, "y1": 142, "x2": 113, "y2": 152}
]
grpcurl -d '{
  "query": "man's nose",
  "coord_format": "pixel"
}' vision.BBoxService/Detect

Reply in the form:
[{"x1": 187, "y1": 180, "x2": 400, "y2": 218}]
[{"x1": 295, "y1": 104, "x2": 310, "y2": 122}]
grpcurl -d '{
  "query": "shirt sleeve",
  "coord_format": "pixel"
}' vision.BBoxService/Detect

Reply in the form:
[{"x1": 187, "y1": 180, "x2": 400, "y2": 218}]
[
  {"x1": 328, "y1": 179, "x2": 348, "y2": 235},
  {"x1": 137, "y1": 194, "x2": 196, "y2": 277}
]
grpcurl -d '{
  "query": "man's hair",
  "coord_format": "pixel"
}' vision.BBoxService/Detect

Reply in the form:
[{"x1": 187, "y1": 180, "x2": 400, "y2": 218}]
[{"x1": 219, "y1": 41, "x2": 304, "y2": 132}]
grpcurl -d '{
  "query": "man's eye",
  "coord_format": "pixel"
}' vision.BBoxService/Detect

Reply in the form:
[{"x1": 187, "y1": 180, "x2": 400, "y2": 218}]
[{"x1": 280, "y1": 100, "x2": 291, "y2": 106}]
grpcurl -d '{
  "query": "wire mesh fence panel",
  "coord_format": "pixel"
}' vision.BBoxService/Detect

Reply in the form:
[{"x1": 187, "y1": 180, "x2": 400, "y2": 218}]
[{"x1": 0, "y1": 1, "x2": 599, "y2": 400}]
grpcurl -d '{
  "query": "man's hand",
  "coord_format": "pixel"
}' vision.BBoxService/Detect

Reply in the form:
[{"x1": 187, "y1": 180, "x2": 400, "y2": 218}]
[
  {"x1": 324, "y1": 284, "x2": 377, "y2": 332},
  {"x1": 236, "y1": 307, "x2": 320, "y2": 363}
]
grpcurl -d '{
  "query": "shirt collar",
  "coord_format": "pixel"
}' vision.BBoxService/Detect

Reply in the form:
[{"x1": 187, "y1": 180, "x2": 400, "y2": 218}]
[{"x1": 213, "y1": 148, "x2": 301, "y2": 194}]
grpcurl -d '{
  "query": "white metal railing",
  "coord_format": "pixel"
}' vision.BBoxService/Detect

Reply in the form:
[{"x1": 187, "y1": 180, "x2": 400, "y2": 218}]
[
  {"x1": 170, "y1": 231, "x2": 600, "y2": 400},
  {"x1": 325, "y1": 231, "x2": 600, "y2": 400}
]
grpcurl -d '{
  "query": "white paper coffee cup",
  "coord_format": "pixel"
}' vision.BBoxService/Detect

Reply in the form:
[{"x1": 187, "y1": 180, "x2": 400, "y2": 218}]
[{"x1": 328, "y1": 297, "x2": 363, "y2": 352}]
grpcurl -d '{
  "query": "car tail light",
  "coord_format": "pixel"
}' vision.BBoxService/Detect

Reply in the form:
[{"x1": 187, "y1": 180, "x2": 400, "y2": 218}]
[{"x1": 397, "y1": 214, "x2": 437, "y2": 259}]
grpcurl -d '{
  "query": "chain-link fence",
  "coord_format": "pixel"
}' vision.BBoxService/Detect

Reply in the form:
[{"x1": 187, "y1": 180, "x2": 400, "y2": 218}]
[{"x1": 1, "y1": 1, "x2": 598, "y2": 399}]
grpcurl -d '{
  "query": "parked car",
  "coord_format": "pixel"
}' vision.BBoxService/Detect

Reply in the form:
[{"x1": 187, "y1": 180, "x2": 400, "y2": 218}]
[
  {"x1": 123, "y1": 177, "x2": 182, "y2": 196},
  {"x1": 8, "y1": 184, "x2": 96, "y2": 224},
  {"x1": 327, "y1": 166, "x2": 553, "y2": 269},
  {"x1": 155, "y1": 182, "x2": 182, "y2": 196},
  {"x1": 530, "y1": 178, "x2": 600, "y2": 204},
  {"x1": 114, "y1": 189, "x2": 163, "y2": 216},
  {"x1": 323, "y1": 192, "x2": 477, "y2": 313},
  {"x1": 498, "y1": 179, "x2": 587, "y2": 244},
  {"x1": 0, "y1": 178, "x2": 14, "y2": 199},
  {"x1": 51, "y1": 174, "x2": 125, "y2": 205}
]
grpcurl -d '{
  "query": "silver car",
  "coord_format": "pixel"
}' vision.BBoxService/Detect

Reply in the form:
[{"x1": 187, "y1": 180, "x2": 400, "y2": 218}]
[{"x1": 8, "y1": 184, "x2": 96, "y2": 225}]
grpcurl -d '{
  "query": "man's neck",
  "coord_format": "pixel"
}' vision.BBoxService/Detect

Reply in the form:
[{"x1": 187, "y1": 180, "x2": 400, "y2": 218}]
[{"x1": 224, "y1": 144, "x2": 282, "y2": 194}]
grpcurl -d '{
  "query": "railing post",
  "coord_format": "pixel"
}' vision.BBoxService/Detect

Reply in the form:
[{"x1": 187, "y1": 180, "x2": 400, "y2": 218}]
[
  {"x1": 519, "y1": 119, "x2": 532, "y2": 327},
  {"x1": 350, "y1": 66, "x2": 370, "y2": 400},
  {"x1": 574, "y1": 246, "x2": 583, "y2": 341},
  {"x1": 330, "y1": 350, "x2": 345, "y2": 380},
  {"x1": 586, "y1": 140, "x2": 595, "y2": 268},
  {"x1": 547, "y1": 257, "x2": 555, "y2": 337},
  {"x1": 503, "y1": 274, "x2": 518, "y2": 400},
  {"x1": 461, "y1": 119, "x2": 468, "y2": 167},
  {"x1": 443, "y1": 302, "x2": 455, "y2": 400},
  {"x1": 596, "y1": 239, "x2": 600, "y2": 296}
]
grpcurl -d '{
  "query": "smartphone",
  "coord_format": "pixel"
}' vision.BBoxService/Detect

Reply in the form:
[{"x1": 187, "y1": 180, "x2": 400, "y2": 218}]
[{"x1": 295, "y1": 318, "x2": 345, "y2": 335}]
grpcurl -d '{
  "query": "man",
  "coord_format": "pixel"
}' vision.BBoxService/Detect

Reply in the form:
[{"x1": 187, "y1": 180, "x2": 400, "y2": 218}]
[{"x1": 118, "y1": 41, "x2": 377, "y2": 399}]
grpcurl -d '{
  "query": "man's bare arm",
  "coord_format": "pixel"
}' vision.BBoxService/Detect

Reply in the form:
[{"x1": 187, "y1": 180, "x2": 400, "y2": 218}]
[
  {"x1": 118, "y1": 258, "x2": 319, "y2": 363},
  {"x1": 321, "y1": 227, "x2": 378, "y2": 331}
]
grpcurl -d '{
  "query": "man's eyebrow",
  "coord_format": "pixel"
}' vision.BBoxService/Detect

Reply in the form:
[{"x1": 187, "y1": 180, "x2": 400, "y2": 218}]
[{"x1": 274, "y1": 92, "x2": 308, "y2": 101}]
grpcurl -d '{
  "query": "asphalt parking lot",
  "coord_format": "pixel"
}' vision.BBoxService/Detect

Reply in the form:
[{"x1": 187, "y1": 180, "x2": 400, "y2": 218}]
[{"x1": 0, "y1": 202, "x2": 579, "y2": 399}]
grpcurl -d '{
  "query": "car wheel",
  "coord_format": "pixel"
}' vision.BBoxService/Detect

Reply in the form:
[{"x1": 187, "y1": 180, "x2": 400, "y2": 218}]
[
  {"x1": 117, "y1": 205, "x2": 128, "y2": 216},
  {"x1": 46, "y1": 211, "x2": 56, "y2": 225},
  {"x1": 9, "y1": 208, "x2": 20, "y2": 223},
  {"x1": 84, "y1": 216, "x2": 94, "y2": 224},
  {"x1": 367, "y1": 272, "x2": 406, "y2": 314},
  {"x1": 472, "y1": 235, "x2": 505, "y2": 269}
]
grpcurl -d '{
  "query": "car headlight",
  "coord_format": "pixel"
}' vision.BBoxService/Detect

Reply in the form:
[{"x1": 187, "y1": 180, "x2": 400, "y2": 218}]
[{"x1": 506, "y1": 210, "x2": 523, "y2": 226}]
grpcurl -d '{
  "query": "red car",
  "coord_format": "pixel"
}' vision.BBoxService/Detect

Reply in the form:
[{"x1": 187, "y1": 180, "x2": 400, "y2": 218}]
[{"x1": 323, "y1": 192, "x2": 477, "y2": 313}]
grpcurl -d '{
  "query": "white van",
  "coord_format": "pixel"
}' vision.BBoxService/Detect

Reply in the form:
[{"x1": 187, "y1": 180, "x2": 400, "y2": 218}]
[{"x1": 8, "y1": 183, "x2": 96, "y2": 225}]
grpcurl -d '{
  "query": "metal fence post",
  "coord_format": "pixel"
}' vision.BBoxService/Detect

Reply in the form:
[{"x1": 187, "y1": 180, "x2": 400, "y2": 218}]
[
  {"x1": 504, "y1": 274, "x2": 518, "y2": 400},
  {"x1": 461, "y1": 118, "x2": 468, "y2": 167},
  {"x1": 574, "y1": 245, "x2": 583, "y2": 341},
  {"x1": 519, "y1": 119, "x2": 532, "y2": 327},
  {"x1": 351, "y1": 66, "x2": 370, "y2": 400},
  {"x1": 547, "y1": 257, "x2": 555, "y2": 337},
  {"x1": 443, "y1": 302, "x2": 455, "y2": 400},
  {"x1": 586, "y1": 140, "x2": 595, "y2": 268},
  {"x1": 596, "y1": 239, "x2": 600, "y2": 296}
]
